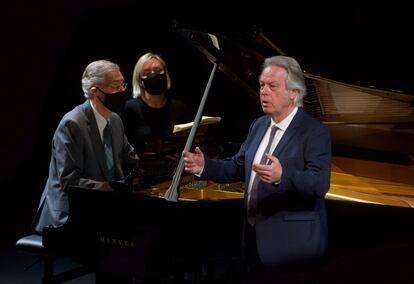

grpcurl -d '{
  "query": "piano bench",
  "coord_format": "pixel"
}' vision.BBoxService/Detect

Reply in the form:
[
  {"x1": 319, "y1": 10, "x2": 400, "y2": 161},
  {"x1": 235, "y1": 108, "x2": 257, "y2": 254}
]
[{"x1": 16, "y1": 234, "x2": 91, "y2": 284}]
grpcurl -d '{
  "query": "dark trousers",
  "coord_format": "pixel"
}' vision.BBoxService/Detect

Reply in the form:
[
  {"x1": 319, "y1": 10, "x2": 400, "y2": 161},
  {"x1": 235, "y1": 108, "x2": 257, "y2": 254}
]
[{"x1": 244, "y1": 223, "x2": 264, "y2": 275}]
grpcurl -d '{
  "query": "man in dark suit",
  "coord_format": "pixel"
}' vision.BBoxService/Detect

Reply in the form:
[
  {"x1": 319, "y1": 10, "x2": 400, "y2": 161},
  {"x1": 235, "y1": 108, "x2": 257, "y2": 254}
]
[
  {"x1": 32, "y1": 59, "x2": 139, "y2": 234},
  {"x1": 183, "y1": 55, "x2": 331, "y2": 270}
]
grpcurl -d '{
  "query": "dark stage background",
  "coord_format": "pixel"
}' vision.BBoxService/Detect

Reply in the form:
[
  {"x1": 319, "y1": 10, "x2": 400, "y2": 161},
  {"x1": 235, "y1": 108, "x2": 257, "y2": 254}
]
[{"x1": 1, "y1": 1, "x2": 413, "y2": 250}]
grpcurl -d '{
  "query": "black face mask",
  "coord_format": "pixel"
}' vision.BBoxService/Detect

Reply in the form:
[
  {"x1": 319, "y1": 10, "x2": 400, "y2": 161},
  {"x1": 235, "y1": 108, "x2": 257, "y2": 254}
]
[
  {"x1": 141, "y1": 73, "x2": 167, "y2": 96},
  {"x1": 96, "y1": 88, "x2": 127, "y2": 114}
]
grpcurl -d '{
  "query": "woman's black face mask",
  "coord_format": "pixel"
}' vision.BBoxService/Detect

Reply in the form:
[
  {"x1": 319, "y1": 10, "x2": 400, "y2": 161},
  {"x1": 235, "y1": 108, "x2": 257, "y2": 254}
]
[{"x1": 141, "y1": 73, "x2": 167, "y2": 96}]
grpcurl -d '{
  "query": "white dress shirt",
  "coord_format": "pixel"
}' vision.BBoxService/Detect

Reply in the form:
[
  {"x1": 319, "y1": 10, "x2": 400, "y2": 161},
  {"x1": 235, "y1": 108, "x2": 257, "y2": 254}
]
[{"x1": 247, "y1": 107, "x2": 298, "y2": 203}]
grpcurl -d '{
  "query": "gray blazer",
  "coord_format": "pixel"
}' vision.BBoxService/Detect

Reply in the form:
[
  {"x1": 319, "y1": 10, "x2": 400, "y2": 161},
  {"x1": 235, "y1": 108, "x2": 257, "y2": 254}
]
[
  {"x1": 201, "y1": 108, "x2": 331, "y2": 267},
  {"x1": 32, "y1": 100, "x2": 139, "y2": 234}
]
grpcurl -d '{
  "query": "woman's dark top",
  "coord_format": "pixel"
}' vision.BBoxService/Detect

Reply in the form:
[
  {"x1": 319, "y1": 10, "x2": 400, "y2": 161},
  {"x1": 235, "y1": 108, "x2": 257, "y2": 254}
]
[{"x1": 121, "y1": 96, "x2": 188, "y2": 157}]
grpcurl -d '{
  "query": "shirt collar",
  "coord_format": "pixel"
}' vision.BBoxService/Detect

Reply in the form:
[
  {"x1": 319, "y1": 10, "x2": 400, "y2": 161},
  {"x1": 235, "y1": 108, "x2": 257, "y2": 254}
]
[
  {"x1": 91, "y1": 102, "x2": 109, "y2": 131},
  {"x1": 271, "y1": 107, "x2": 298, "y2": 131}
]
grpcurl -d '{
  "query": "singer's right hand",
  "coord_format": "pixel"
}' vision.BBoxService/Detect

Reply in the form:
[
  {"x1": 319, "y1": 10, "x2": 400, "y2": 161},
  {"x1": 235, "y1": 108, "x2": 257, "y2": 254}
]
[{"x1": 183, "y1": 147, "x2": 205, "y2": 175}]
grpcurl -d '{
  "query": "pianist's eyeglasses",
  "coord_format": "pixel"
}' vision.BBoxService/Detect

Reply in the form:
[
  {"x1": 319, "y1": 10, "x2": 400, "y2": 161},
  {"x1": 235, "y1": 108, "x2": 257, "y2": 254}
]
[{"x1": 107, "y1": 82, "x2": 128, "y2": 91}]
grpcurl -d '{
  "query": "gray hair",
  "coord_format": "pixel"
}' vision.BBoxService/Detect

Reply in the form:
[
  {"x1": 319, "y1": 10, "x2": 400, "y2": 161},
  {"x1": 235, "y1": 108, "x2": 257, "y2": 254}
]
[
  {"x1": 81, "y1": 60, "x2": 120, "y2": 99},
  {"x1": 262, "y1": 56, "x2": 306, "y2": 107},
  {"x1": 132, "y1": 52, "x2": 171, "y2": 98}
]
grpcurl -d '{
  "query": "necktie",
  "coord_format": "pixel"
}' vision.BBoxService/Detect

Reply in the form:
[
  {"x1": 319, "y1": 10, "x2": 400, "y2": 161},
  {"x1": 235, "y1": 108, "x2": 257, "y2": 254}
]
[
  {"x1": 103, "y1": 121, "x2": 115, "y2": 180},
  {"x1": 247, "y1": 125, "x2": 278, "y2": 226}
]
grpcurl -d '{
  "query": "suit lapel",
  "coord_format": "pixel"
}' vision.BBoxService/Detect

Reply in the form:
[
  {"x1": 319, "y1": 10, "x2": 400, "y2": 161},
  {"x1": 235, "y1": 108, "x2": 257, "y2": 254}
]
[
  {"x1": 273, "y1": 108, "x2": 303, "y2": 157},
  {"x1": 108, "y1": 122, "x2": 120, "y2": 179},
  {"x1": 81, "y1": 101, "x2": 111, "y2": 180},
  {"x1": 253, "y1": 119, "x2": 271, "y2": 154},
  {"x1": 245, "y1": 117, "x2": 271, "y2": 184}
]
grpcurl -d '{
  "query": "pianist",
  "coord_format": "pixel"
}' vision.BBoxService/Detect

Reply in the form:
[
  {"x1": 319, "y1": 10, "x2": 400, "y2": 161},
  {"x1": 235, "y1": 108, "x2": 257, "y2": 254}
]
[
  {"x1": 32, "y1": 59, "x2": 139, "y2": 234},
  {"x1": 183, "y1": 55, "x2": 331, "y2": 271}
]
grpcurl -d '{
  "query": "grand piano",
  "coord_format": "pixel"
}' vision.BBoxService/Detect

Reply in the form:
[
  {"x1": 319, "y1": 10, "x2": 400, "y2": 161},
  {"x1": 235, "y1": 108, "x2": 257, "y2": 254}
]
[{"x1": 42, "y1": 27, "x2": 414, "y2": 282}]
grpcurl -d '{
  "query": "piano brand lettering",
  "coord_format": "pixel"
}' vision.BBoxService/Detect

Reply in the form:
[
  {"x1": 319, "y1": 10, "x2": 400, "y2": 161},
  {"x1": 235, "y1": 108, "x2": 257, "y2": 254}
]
[{"x1": 99, "y1": 236, "x2": 135, "y2": 248}]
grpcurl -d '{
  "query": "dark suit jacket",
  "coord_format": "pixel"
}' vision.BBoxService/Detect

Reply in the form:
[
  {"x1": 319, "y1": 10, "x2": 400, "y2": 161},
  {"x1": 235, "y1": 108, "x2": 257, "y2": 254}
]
[
  {"x1": 200, "y1": 107, "x2": 331, "y2": 267},
  {"x1": 33, "y1": 100, "x2": 139, "y2": 234}
]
